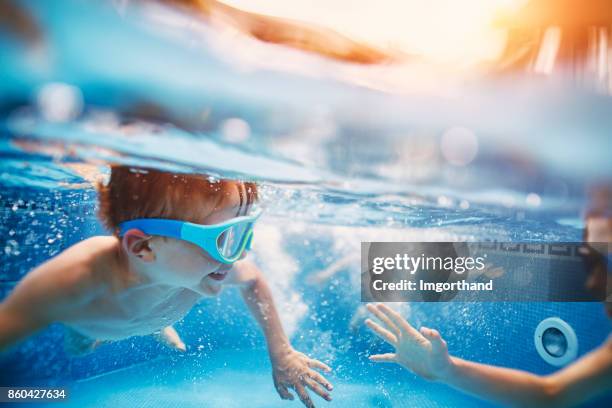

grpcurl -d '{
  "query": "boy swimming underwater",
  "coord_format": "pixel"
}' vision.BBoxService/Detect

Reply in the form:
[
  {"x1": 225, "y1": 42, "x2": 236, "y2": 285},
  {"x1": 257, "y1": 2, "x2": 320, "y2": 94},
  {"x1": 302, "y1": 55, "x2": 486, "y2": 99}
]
[{"x1": 0, "y1": 165, "x2": 333, "y2": 408}]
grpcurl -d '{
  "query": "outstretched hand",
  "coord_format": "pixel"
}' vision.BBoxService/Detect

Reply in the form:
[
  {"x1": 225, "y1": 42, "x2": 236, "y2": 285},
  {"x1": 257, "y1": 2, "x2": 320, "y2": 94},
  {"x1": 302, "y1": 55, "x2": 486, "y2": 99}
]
[
  {"x1": 365, "y1": 303, "x2": 453, "y2": 381},
  {"x1": 271, "y1": 347, "x2": 333, "y2": 408}
]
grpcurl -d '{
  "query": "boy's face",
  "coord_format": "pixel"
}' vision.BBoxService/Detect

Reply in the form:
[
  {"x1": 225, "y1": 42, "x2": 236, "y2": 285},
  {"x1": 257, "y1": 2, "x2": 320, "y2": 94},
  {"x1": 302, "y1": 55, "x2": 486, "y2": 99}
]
[{"x1": 138, "y1": 183, "x2": 253, "y2": 293}]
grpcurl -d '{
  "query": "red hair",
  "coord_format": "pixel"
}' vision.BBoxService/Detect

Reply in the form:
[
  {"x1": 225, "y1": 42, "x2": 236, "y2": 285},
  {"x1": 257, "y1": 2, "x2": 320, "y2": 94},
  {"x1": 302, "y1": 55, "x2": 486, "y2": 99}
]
[{"x1": 97, "y1": 165, "x2": 258, "y2": 234}]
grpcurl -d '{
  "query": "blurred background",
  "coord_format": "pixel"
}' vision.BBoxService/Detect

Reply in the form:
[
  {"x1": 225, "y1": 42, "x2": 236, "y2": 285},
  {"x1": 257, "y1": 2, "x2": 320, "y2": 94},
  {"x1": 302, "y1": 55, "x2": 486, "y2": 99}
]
[{"x1": 1, "y1": 0, "x2": 611, "y2": 406}]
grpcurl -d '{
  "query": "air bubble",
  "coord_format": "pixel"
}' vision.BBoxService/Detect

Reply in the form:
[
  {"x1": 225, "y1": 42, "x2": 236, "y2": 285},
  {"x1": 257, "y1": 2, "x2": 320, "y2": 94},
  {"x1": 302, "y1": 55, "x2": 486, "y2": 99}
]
[
  {"x1": 526, "y1": 193, "x2": 542, "y2": 207},
  {"x1": 440, "y1": 127, "x2": 478, "y2": 166},
  {"x1": 36, "y1": 82, "x2": 83, "y2": 122},
  {"x1": 220, "y1": 118, "x2": 251, "y2": 143}
]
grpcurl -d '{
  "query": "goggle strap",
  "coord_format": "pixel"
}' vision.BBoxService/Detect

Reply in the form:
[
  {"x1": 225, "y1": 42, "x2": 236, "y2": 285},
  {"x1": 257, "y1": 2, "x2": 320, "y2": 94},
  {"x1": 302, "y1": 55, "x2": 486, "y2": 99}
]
[{"x1": 119, "y1": 218, "x2": 183, "y2": 239}]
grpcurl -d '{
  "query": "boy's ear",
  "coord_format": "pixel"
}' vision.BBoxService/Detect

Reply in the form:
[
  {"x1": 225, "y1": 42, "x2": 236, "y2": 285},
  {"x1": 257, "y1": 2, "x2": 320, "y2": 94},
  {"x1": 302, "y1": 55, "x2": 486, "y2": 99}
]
[{"x1": 122, "y1": 229, "x2": 155, "y2": 262}]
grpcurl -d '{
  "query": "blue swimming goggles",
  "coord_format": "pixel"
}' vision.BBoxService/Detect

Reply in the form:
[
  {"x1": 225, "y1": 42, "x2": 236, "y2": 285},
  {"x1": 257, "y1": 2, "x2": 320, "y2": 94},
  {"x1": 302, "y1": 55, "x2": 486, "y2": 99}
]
[{"x1": 118, "y1": 209, "x2": 262, "y2": 264}]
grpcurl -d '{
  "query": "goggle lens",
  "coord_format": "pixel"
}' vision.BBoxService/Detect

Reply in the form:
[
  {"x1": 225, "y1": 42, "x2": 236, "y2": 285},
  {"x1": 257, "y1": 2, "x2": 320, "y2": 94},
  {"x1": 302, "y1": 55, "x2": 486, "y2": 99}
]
[{"x1": 216, "y1": 221, "x2": 254, "y2": 259}]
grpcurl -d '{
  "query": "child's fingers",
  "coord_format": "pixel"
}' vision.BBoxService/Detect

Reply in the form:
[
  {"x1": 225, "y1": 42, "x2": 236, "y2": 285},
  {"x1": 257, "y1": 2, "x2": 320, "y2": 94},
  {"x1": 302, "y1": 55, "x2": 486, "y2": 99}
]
[
  {"x1": 294, "y1": 384, "x2": 315, "y2": 408},
  {"x1": 420, "y1": 327, "x2": 447, "y2": 354},
  {"x1": 377, "y1": 304, "x2": 423, "y2": 341},
  {"x1": 274, "y1": 378, "x2": 294, "y2": 400},
  {"x1": 366, "y1": 303, "x2": 400, "y2": 336},
  {"x1": 369, "y1": 353, "x2": 396, "y2": 363},
  {"x1": 365, "y1": 318, "x2": 397, "y2": 345},
  {"x1": 307, "y1": 359, "x2": 332, "y2": 373},
  {"x1": 304, "y1": 377, "x2": 332, "y2": 401},
  {"x1": 308, "y1": 369, "x2": 333, "y2": 391}
]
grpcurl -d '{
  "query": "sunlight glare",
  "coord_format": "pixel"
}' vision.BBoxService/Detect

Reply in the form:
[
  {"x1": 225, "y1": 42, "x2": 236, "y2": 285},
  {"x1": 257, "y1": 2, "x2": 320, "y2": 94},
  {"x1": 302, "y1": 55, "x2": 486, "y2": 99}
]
[{"x1": 222, "y1": 0, "x2": 525, "y2": 64}]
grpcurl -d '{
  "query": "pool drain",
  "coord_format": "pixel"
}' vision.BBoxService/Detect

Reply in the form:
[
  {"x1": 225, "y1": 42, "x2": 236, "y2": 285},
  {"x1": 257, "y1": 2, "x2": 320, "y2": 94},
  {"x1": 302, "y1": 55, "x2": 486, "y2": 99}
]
[{"x1": 534, "y1": 317, "x2": 578, "y2": 366}]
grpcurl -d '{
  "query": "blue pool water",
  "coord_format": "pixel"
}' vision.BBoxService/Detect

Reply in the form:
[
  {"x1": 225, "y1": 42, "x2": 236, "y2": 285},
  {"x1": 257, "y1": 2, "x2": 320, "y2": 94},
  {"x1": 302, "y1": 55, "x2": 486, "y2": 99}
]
[
  {"x1": 1, "y1": 1, "x2": 612, "y2": 407},
  {"x1": 2, "y1": 128, "x2": 612, "y2": 397}
]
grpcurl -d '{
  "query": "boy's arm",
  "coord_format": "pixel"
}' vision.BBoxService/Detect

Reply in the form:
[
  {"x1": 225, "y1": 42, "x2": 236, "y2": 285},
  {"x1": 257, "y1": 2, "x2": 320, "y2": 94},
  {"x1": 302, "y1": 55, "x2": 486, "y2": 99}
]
[
  {"x1": 0, "y1": 295, "x2": 47, "y2": 351},
  {"x1": 0, "y1": 240, "x2": 102, "y2": 351},
  {"x1": 230, "y1": 261, "x2": 289, "y2": 358},
  {"x1": 366, "y1": 303, "x2": 612, "y2": 407},
  {"x1": 229, "y1": 260, "x2": 333, "y2": 407}
]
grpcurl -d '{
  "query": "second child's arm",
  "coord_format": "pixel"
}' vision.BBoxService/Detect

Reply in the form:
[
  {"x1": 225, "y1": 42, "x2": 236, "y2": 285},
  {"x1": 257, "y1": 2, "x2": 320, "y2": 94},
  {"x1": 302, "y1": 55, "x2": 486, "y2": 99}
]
[
  {"x1": 445, "y1": 342, "x2": 612, "y2": 407},
  {"x1": 366, "y1": 303, "x2": 612, "y2": 407}
]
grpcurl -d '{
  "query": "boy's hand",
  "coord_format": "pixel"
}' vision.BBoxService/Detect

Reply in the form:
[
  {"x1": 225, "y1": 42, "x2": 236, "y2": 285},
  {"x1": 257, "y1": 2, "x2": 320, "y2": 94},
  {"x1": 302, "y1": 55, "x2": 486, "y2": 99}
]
[
  {"x1": 271, "y1": 347, "x2": 333, "y2": 408},
  {"x1": 365, "y1": 303, "x2": 453, "y2": 381}
]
